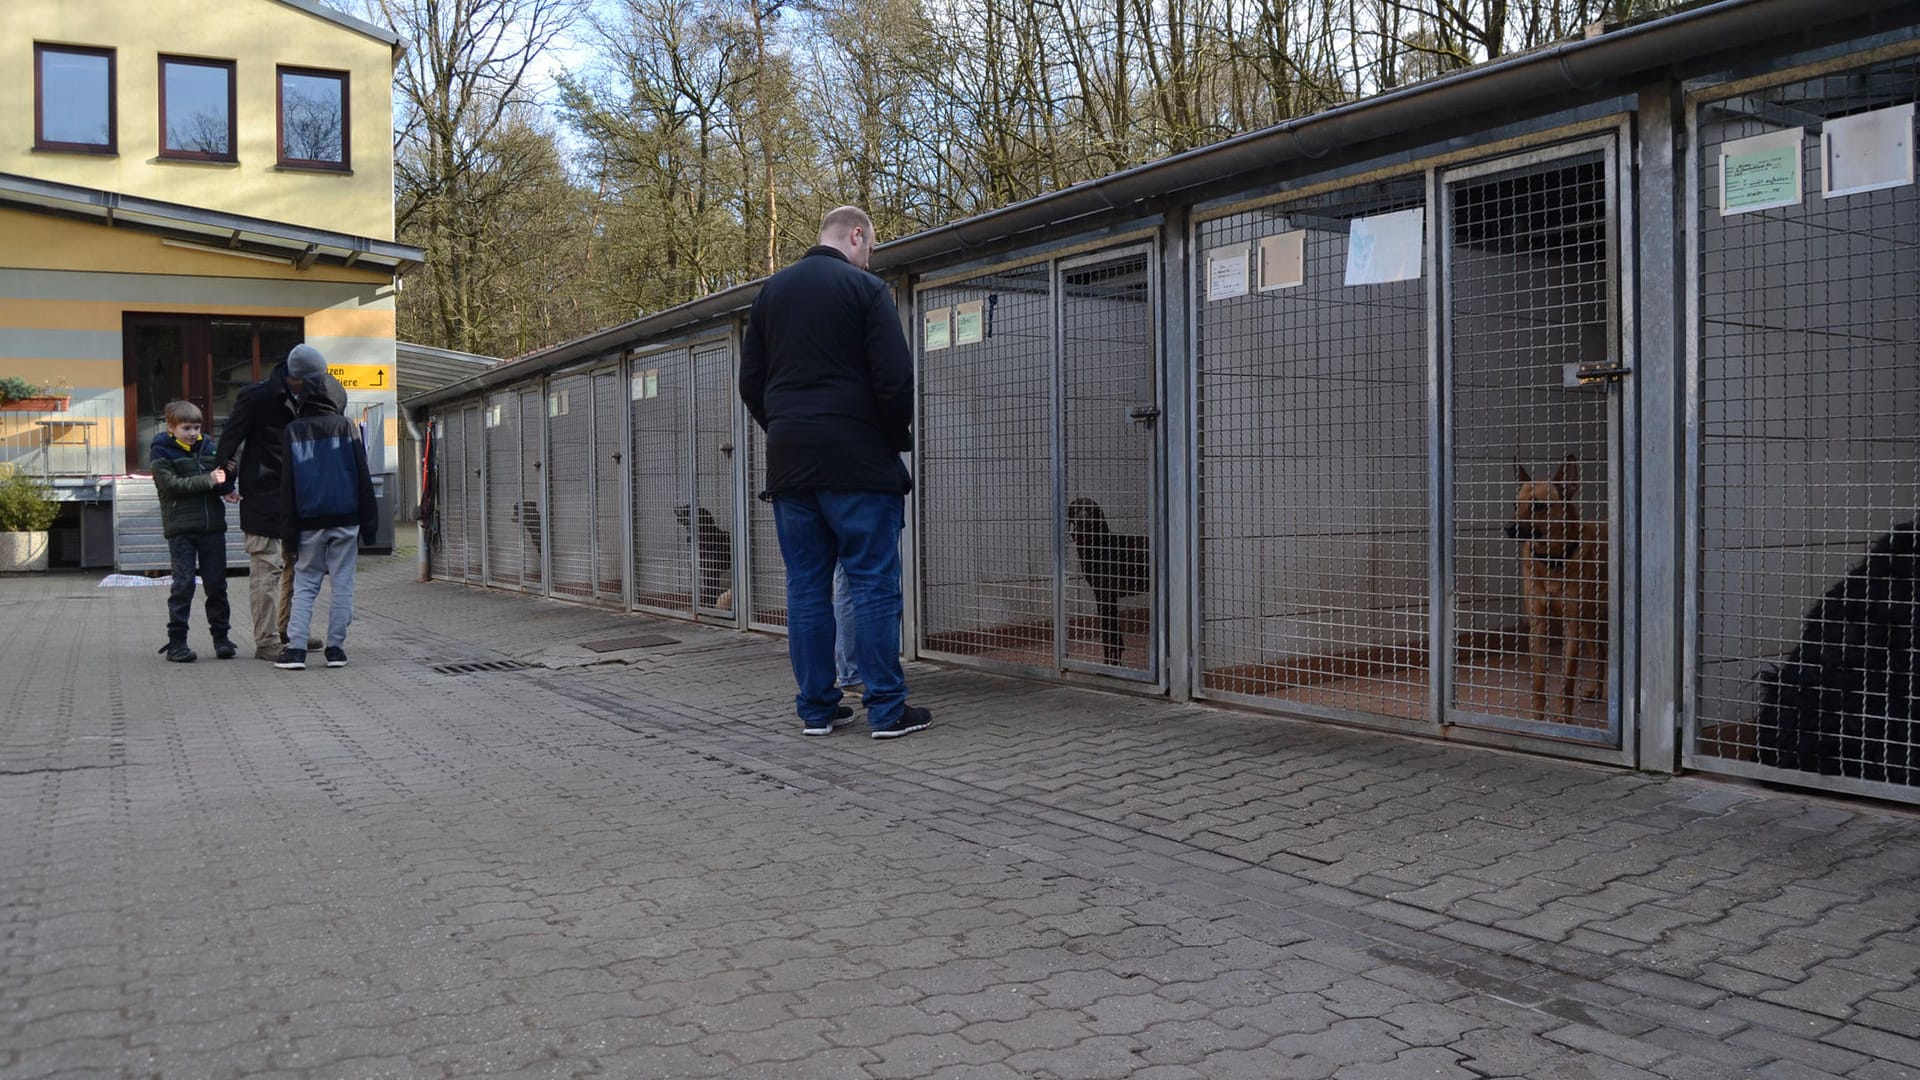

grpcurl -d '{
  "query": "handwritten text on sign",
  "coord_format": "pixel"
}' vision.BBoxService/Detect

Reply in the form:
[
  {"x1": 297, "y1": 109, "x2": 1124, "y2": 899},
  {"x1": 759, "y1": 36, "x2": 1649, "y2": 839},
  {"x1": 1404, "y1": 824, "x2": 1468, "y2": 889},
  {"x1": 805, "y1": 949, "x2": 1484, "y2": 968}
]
[{"x1": 328, "y1": 364, "x2": 393, "y2": 391}]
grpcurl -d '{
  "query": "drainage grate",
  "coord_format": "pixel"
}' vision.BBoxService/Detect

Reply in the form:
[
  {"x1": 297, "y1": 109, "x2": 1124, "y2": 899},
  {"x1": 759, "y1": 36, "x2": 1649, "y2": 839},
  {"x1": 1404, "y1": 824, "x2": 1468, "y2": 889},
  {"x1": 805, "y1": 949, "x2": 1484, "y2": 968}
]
[
  {"x1": 431, "y1": 660, "x2": 533, "y2": 675},
  {"x1": 580, "y1": 633, "x2": 680, "y2": 653}
]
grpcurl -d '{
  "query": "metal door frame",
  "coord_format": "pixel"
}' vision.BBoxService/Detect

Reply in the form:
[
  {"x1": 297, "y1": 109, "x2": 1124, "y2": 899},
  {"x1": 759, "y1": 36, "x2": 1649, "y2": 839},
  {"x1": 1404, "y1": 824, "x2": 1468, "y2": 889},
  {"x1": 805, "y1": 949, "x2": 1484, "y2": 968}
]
[
  {"x1": 1055, "y1": 243, "x2": 1165, "y2": 685},
  {"x1": 463, "y1": 402, "x2": 486, "y2": 585},
  {"x1": 1435, "y1": 127, "x2": 1638, "y2": 767},
  {"x1": 519, "y1": 385, "x2": 548, "y2": 595},
  {"x1": 908, "y1": 229, "x2": 1168, "y2": 692},
  {"x1": 690, "y1": 338, "x2": 738, "y2": 623},
  {"x1": 627, "y1": 334, "x2": 729, "y2": 622},
  {"x1": 482, "y1": 390, "x2": 517, "y2": 590},
  {"x1": 586, "y1": 361, "x2": 626, "y2": 607}
]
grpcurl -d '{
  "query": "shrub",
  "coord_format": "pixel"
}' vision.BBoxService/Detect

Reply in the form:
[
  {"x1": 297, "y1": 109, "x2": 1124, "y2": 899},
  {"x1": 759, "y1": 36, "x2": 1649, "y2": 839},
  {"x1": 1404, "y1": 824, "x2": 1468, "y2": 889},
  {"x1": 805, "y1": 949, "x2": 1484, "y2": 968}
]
[
  {"x1": 0, "y1": 376, "x2": 41, "y2": 404},
  {"x1": 0, "y1": 473, "x2": 59, "y2": 532}
]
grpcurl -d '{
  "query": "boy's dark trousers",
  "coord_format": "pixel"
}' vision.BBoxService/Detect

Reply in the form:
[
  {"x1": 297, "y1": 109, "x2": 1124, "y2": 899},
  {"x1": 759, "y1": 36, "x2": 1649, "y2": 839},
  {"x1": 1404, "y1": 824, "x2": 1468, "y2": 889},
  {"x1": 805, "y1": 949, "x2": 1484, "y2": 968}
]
[{"x1": 168, "y1": 533, "x2": 231, "y2": 642}]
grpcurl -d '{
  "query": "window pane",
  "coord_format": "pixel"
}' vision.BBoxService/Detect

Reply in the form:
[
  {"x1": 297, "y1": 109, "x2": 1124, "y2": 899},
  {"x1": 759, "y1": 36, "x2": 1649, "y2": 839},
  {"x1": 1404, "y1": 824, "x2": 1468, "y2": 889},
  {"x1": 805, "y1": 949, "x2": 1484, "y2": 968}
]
[
  {"x1": 40, "y1": 50, "x2": 111, "y2": 147},
  {"x1": 280, "y1": 71, "x2": 343, "y2": 163},
  {"x1": 164, "y1": 61, "x2": 230, "y2": 155}
]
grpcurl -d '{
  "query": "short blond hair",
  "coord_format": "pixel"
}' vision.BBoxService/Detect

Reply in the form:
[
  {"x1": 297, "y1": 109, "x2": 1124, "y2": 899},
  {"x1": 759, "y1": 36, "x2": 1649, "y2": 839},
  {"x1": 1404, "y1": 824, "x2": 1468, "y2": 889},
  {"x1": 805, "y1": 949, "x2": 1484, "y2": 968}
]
[
  {"x1": 164, "y1": 400, "x2": 203, "y2": 426},
  {"x1": 820, "y1": 205, "x2": 873, "y2": 243}
]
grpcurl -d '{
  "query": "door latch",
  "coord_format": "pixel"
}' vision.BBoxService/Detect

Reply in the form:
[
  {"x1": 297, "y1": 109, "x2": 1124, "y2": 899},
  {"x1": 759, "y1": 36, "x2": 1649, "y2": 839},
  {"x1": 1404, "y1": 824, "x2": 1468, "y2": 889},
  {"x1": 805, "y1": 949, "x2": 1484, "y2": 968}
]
[
  {"x1": 1565, "y1": 361, "x2": 1632, "y2": 387},
  {"x1": 720, "y1": 442, "x2": 735, "y2": 458},
  {"x1": 1127, "y1": 405, "x2": 1161, "y2": 428}
]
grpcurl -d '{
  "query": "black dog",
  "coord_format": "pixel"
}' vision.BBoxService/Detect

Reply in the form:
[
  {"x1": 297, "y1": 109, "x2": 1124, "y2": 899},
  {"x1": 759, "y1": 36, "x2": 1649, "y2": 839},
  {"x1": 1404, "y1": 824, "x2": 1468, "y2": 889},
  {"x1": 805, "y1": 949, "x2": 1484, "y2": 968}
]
[
  {"x1": 509, "y1": 499, "x2": 542, "y2": 575},
  {"x1": 675, "y1": 504, "x2": 733, "y2": 610},
  {"x1": 1066, "y1": 496, "x2": 1151, "y2": 666}
]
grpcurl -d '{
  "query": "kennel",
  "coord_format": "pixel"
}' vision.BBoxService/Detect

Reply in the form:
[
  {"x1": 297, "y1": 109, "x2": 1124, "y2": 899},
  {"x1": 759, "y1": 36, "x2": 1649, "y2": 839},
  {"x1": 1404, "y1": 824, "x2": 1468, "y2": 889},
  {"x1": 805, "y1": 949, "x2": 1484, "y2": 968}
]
[
  {"x1": 914, "y1": 240, "x2": 1164, "y2": 685},
  {"x1": 1192, "y1": 122, "x2": 1633, "y2": 762},
  {"x1": 629, "y1": 336, "x2": 741, "y2": 621},
  {"x1": 1687, "y1": 45, "x2": 1920, "y2": 802}
]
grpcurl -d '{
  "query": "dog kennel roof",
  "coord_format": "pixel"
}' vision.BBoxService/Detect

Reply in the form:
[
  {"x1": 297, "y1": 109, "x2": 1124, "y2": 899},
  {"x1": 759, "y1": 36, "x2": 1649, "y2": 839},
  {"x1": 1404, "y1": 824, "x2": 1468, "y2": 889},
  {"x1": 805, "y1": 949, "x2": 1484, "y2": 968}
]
[{"x1": 403, "y1": 0, "x2": 1917, "y2": 414}]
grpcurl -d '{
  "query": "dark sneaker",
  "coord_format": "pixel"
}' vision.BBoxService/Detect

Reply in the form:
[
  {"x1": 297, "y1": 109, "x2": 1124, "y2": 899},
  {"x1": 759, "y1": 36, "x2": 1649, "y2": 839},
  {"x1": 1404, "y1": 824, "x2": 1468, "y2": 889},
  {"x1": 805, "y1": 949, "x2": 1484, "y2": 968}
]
[
  {"x1": 870, "y1": 706, "x2": 933, "y2": 740},
  {"x1": 159, "y1": 642, "x2": 196, "y2": 663},
  {"x1": 802, "y1": 706, "x2": 856, "y2": 736},
  {"x1": 274, "y1": 649, "x2": 307, "y2": 671},
  {"x1": 213, "y1": 638, "x2": 238, "y2": 660},
  {"x1": 324, "y1": 647, "x2": 347, "y2": 669}
]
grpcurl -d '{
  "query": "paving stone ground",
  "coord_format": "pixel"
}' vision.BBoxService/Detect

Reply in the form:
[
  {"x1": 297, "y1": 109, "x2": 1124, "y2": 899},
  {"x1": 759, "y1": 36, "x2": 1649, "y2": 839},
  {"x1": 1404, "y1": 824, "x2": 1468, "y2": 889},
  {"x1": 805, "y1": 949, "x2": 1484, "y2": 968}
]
[{"x1": 3, "y1": 552, "x2": 1918, "y2": 1079}]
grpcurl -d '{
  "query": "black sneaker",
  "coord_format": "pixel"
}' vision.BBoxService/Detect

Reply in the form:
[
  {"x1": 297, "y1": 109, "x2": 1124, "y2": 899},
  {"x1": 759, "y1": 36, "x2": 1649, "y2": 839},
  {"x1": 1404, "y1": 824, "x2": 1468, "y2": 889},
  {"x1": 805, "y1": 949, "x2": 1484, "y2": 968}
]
[
  {"x1": 324, "y1": 647, "x2": 347, "y2": 669},
  {"x1": 159, "y1": 642, "x2": 196, "y2": 663},
  {"x1": 802, "y1": 705, "x2": 856, "y2": 736},
  {"x1": 212, "y1": 637, "x2": 238, "y2": 660},
  {"x1": 274, "y1": 648, "x2": 307, "y2": 671},
  {"x1": 870, "y1": 706, "x2": 933, "y2": 740}
]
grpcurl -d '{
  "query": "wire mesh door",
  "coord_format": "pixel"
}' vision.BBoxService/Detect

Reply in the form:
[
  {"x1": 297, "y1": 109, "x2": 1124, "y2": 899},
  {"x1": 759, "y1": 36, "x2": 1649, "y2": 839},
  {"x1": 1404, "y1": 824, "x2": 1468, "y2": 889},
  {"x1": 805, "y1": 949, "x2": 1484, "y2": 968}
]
[
  {"x1": 745, "y1": 420, "x2": 786, "y2": 631},
  {"x1": 1059, "y1": 248, "x2": 1159, "y2": 679},
  {"x1": 917, "y1": 263, "x2": 1056, "y2": 670},
  {"x1": 1444, "y1": 140, "x2": 1622, "y2": 747},
  {"x1": 460, "y1": 404, "x2": 485, "y2": 582},
  {"x1": 484, "y1": 391, "x2": 526, "y2": 589},
  {"x1": 434, "y1": 414, "x2": 464, "y2": 582},
  {"x1": 517, "y1": 388, "x2": 545, "y2": 592},
  {"x1": 1690, "y1": 58, "x2": 1920, "y2": 803},
  {"x1": 631, "y1": 348, "x2": 693, "y2": 614},
  {"x1": 546, "y1": 373, "x2": 594, "y2": 599},
  {"x1": 691, "y1": 343, "x2": 737, "y2": 620},
  {"x1": 590, "y1": 367, "x2": 626, "y2": 606},
  {"x1": 1194, "y1": 176, "x2": 1433, "y2": 728}
]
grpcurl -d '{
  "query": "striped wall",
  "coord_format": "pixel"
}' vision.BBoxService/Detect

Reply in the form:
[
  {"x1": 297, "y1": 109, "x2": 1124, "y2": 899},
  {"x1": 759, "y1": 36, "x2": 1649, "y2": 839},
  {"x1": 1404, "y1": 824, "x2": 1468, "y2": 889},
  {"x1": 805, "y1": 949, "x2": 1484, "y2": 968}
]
[{"x1": 0, "y1": 207, "x2": 399, "y2": 476}]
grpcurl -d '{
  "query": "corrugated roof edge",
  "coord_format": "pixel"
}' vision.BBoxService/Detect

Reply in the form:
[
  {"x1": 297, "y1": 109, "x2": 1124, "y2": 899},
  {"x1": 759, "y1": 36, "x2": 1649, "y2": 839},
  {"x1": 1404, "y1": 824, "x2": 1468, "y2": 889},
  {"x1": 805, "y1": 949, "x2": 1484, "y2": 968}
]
[{"x1": 402, "y1": 0, "x2": 1915, "y2": 415}]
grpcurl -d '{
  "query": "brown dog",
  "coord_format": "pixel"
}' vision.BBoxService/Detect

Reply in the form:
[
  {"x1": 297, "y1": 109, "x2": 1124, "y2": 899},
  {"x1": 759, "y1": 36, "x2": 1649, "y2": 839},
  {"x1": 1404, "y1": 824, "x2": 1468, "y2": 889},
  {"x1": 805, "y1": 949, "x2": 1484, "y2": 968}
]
[{"x1": 1507, "y1": 456, "x2": 1608, "y2": 721}]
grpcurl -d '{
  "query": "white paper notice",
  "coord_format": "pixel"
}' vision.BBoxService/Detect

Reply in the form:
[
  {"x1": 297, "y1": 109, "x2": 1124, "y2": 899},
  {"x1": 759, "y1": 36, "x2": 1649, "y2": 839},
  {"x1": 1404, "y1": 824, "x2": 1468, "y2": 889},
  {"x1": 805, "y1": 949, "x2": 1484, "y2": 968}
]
[
  {"x1": 1207, "y1": 244, "x2": 1250, "y2": 301},
  {"x1": 953, "y1": 300, "x2": 984, "y2": 346},
  {"x1": 1345, "y1": 208, "x2": 1423, "y2": 286},
  {"x1": 1720, "y1": 127, "x2": 1803, "y2": 215},
  {"x1": 1258, "y1": 230, "x2": 1306, "y2": 291},
  {"x1": 923, "y1": 307, "x2": 951, "y2": 351},
  {"x1": 1823, "y1": 103, "x2": 1915, "y2": 199}
]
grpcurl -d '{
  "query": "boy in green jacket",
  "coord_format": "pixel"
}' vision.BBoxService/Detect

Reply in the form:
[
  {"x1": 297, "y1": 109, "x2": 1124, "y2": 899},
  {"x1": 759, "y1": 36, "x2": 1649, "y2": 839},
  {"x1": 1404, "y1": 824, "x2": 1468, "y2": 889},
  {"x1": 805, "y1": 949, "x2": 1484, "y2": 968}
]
[{"x1": 151, "y1": 401, "x2": 237, "y2": 662}]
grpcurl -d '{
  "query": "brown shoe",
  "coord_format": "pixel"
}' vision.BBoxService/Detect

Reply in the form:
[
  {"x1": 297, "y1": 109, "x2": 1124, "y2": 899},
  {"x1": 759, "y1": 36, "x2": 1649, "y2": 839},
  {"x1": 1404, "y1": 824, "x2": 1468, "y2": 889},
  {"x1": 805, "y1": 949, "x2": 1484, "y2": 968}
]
[{"x1": 254, "y1": 646, "x2": 282, "y2": 662}]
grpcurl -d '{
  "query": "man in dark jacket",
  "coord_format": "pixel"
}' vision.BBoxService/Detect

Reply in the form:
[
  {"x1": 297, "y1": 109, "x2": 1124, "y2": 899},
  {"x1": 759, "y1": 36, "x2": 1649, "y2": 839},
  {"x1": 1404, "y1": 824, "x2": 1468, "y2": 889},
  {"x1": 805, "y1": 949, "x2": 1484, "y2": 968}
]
[
  {"x1": 740, "y1": 205, "x2": 931, "y2": 740},
  {"x1": 214, "y1": 344, "x2": 347, "y2": 660},
  {"x1": 272, "y1": 345, "x2": 378, "y2": 672}
]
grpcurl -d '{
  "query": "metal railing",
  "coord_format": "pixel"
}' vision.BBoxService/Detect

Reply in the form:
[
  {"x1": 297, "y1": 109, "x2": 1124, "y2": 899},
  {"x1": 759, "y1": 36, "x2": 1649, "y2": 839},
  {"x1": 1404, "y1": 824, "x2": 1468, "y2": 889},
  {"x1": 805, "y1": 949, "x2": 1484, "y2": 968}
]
[{"x1": 0, "y1": 397, "x2": 119, "y2": 480}]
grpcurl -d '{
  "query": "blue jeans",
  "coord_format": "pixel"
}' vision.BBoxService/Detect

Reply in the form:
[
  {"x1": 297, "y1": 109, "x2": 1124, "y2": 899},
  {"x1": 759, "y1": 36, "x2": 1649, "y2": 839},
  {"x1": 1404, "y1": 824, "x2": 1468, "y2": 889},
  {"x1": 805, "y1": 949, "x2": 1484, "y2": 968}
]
[
  {"x1": 833, "y1": 562, "x2": 860, "y2": 688},
  {"x1": 286, "y1": 526, "x2": 359, "y2": 650},
  {"x1": 773, "y1": 491, "x2": 906, "y2": 729}
]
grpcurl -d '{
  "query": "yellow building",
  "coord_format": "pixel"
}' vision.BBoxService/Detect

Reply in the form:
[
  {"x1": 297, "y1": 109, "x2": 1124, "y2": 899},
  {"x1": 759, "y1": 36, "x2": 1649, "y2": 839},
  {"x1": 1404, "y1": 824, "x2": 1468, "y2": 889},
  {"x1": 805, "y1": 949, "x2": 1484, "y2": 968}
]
[{"x1": 0, "y1": 0, "x2": 420, "y2": 565}]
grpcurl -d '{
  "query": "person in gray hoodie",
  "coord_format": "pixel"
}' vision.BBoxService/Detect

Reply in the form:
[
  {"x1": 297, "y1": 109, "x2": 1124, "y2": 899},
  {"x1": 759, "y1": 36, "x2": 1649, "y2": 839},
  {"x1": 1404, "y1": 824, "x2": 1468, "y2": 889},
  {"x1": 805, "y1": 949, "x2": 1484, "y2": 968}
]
[{"x1": 271, "y1": 345, "x2": 377, "y2": 672}]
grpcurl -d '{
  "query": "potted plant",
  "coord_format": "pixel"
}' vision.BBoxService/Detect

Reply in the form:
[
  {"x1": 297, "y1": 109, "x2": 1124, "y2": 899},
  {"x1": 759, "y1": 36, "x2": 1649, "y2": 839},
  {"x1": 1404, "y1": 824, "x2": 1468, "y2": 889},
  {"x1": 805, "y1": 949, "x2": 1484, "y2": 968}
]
[
  {"x1": 0, "y1": 471, "x2": 59, "y2": 572},
  {"x1": 0, "y1": 376, "x2": 71, "y2": 412}
]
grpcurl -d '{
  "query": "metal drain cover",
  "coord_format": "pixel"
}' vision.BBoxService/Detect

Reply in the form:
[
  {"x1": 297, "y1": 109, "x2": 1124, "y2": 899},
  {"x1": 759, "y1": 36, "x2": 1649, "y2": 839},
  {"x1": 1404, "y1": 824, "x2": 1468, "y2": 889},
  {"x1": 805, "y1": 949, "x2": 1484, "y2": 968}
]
[
  {"x1": 431, "y1": 660, "x2": 533, "y2": 675},
  {"x1": 580, "y1": 633, "x2": 679, "y2": 653}
]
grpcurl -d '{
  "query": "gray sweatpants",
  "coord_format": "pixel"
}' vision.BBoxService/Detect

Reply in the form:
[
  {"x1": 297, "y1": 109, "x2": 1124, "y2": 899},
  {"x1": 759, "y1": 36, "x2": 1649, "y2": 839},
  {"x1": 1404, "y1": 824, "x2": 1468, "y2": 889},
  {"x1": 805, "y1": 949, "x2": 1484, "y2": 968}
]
[{"x1": 286, "y1": 526, "x2": 360, "y2": 651}]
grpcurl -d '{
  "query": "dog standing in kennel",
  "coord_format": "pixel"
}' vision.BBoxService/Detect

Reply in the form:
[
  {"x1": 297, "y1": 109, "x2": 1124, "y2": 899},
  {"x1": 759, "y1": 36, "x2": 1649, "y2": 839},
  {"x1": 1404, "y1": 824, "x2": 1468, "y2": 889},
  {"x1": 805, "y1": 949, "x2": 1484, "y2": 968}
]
[{"x1": 1507, "y1": 456, "x2": 1608, "y2": 721}]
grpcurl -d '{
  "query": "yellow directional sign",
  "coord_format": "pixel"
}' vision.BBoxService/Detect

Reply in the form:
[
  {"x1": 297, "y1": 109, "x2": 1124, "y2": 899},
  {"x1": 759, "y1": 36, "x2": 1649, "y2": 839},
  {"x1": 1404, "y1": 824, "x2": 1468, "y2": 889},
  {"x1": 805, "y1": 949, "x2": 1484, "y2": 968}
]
[{"x1": 328, "y1": 364, "x2": 394, "y2": 391}]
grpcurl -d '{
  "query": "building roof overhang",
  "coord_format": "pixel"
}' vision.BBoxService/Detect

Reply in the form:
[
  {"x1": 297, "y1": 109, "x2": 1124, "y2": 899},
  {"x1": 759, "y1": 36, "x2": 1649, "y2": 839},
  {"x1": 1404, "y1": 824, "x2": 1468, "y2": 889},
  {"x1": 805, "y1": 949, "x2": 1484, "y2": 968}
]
[{"x1": 0, "y1": 172, "x2": 424, "y2": 277}]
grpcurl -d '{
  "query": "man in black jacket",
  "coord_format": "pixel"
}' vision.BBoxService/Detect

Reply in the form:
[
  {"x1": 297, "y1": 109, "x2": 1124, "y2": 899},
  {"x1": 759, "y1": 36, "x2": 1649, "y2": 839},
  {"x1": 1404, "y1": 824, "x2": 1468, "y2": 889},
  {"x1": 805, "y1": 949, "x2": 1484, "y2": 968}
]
[
  {"x1": 740, "y1": 206, "x2": 931, "y2": 740},
  {"x1": 214, "y1": 344, "x2": 347, "y2": 660}
]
